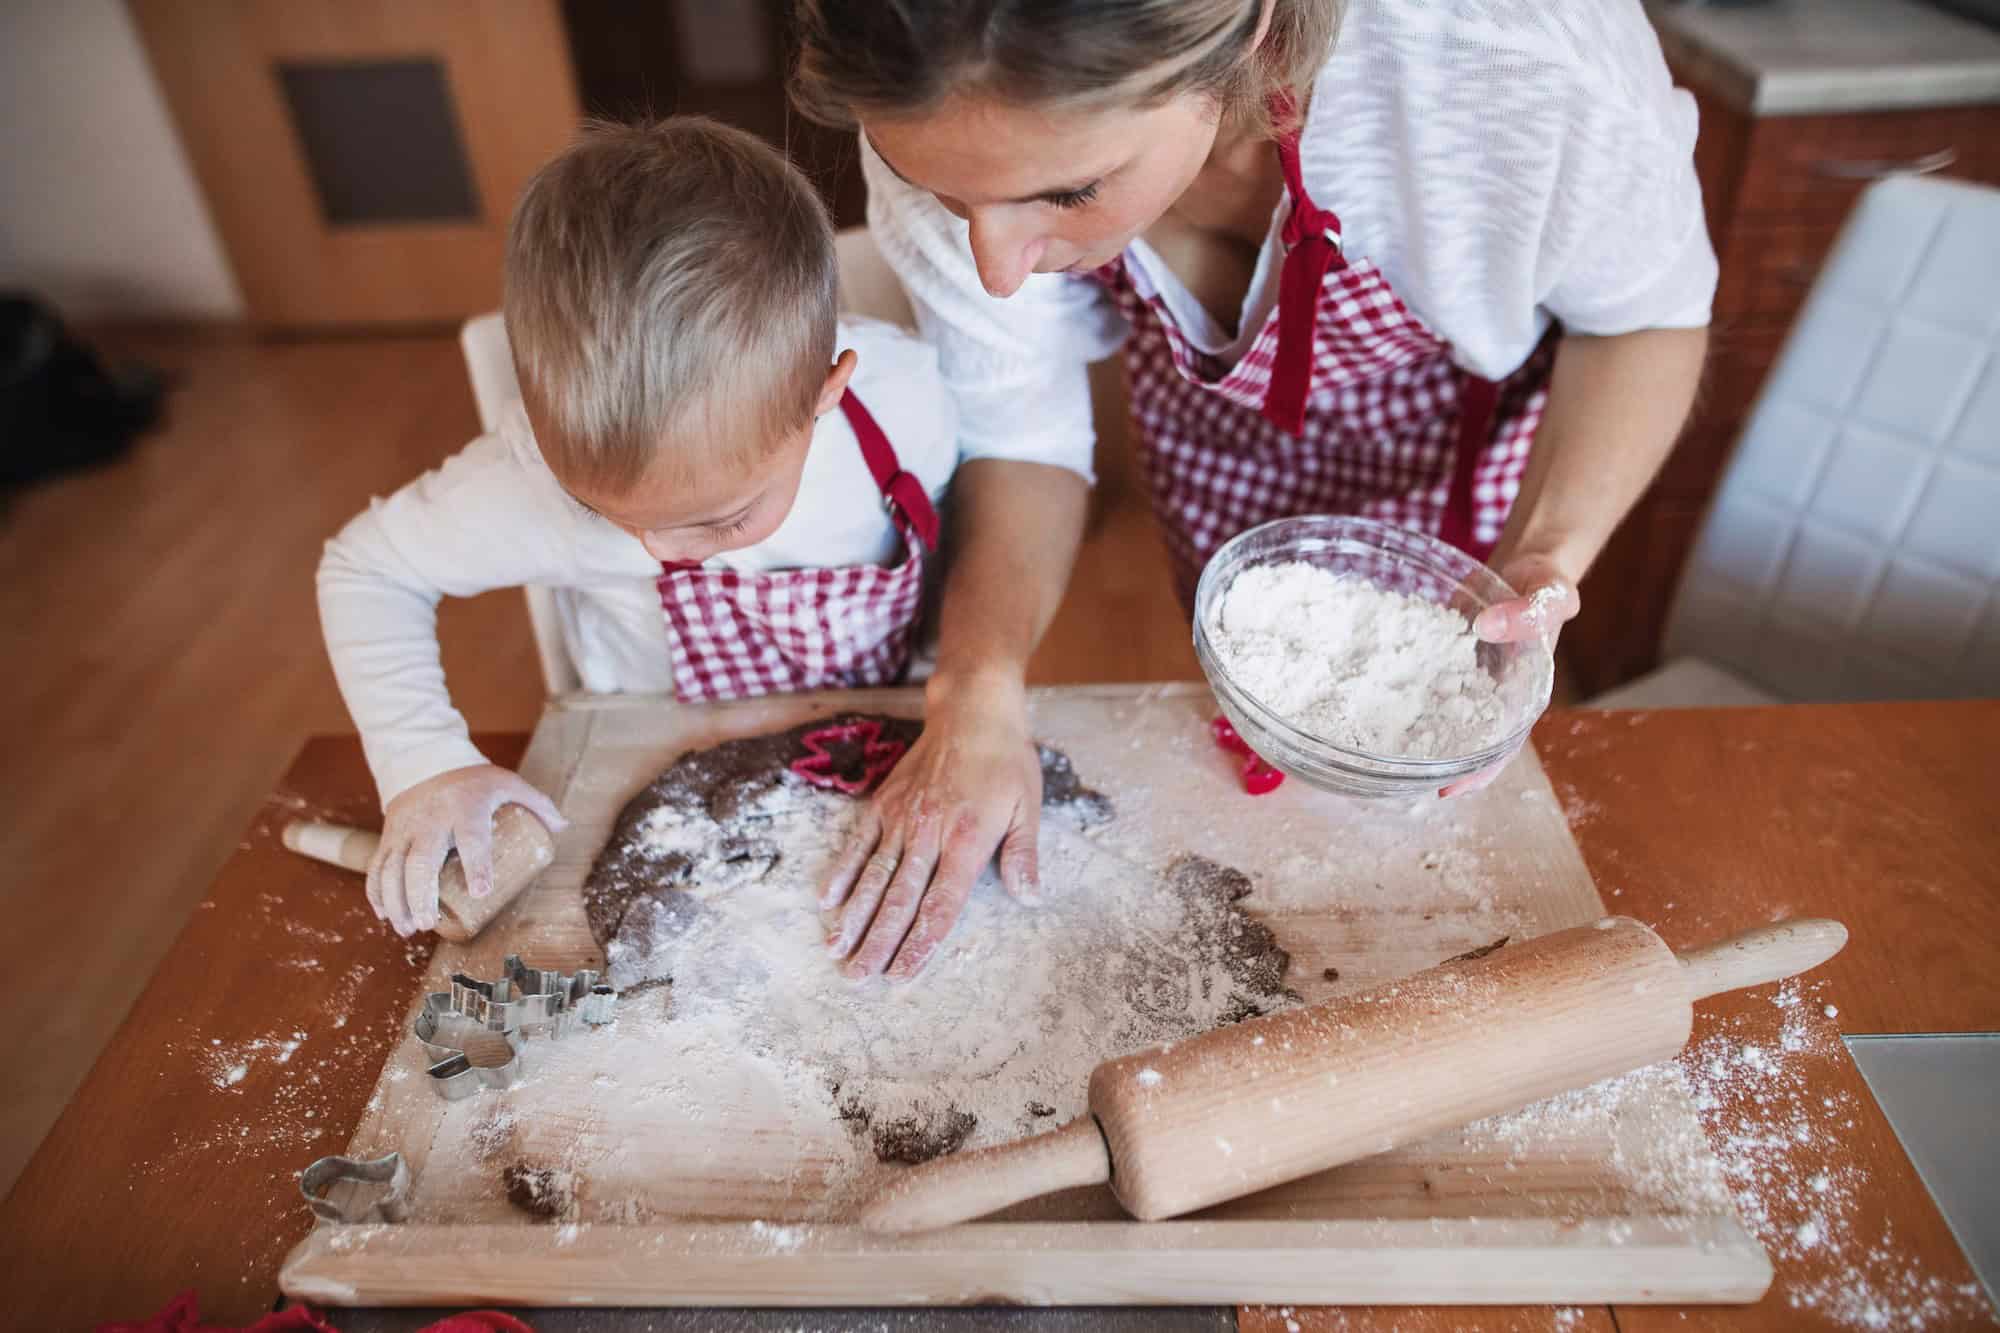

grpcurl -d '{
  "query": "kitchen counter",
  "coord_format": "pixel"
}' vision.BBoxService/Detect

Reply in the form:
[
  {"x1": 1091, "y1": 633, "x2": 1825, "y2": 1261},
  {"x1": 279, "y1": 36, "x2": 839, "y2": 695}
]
[
  {"x1": 1650, "y1": 0, "x2": 2000, "y2": 114},
  {"x1": 5, "y1": 703, "x2": 1998, "y2": 1329}
]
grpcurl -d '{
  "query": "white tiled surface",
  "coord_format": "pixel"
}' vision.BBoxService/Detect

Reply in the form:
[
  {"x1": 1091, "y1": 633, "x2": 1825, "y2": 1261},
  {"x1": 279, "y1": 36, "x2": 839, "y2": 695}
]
[{"x1": 1663, "y1": 176, "x2": 2000, "y2": 702}]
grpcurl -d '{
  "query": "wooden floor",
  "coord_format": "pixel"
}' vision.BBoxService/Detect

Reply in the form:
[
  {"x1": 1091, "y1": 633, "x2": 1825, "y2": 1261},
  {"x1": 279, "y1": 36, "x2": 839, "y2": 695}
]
[{"x1": 0, "y1": 332, "x2": 1201, "y2": 1201}]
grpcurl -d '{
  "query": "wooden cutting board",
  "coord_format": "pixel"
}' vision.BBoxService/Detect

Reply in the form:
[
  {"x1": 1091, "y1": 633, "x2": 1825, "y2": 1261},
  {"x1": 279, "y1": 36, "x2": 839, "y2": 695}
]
[{"x1": 279, "y1": 684, "x2": 1769, "y2": 1307}]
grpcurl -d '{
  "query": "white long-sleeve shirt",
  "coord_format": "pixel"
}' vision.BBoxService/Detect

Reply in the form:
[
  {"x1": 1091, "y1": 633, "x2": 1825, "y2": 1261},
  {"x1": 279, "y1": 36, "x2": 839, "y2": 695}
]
[
  {"x1": 865, "y1": 0, "x2": 1718, "y2": 464},
  {"x1": 319, "y1": 317, "x2": 1017, "y2": 807}
]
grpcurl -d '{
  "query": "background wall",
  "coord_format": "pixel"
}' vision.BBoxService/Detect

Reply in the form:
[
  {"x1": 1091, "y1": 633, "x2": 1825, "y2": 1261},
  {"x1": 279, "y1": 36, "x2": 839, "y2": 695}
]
[{"x1": 0, "y1": 0, "x2": 244, "y2": 322}]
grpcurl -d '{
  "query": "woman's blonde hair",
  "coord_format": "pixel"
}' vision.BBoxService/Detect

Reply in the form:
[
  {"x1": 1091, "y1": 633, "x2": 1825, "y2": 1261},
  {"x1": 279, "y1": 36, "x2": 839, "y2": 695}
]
[
  {"x1": 791, "y1": 0, "x2": 1344, "y2": 138},
  {"x1": 505, "y1": 118, "x2": 837, "y2": 493}
]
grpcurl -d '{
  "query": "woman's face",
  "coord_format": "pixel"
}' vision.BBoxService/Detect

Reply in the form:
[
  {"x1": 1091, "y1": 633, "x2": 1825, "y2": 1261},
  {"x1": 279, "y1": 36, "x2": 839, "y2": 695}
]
[{"x1": 865, "y1": 92, "x2": 1225, "y2": 298}]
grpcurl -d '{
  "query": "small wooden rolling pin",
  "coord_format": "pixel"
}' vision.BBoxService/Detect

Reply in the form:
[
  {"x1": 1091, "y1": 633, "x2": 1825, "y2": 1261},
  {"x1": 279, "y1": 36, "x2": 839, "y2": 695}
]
[
  {"x1": 861, "y1": 915, "x2": 1847, "y2": 1232},
  {"x1": 280, "y1": 807, "x2": 554, "y2": 942}
]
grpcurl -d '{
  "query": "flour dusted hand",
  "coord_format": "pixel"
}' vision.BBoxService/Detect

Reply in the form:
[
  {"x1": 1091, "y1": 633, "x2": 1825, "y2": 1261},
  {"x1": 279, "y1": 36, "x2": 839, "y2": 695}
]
[
  {"x1": 1445, "y1": 555, "x2": 1581, "y2": 798},
  {"x1": 1473, "y1": 555, "x2": 1580, "y2": 652},
  {"x1": 821, "y1": 685, "x2": 1043, "y2": 982},
  {"x1": 369, "y1": 764, "x2": 567, "y2": 936}
]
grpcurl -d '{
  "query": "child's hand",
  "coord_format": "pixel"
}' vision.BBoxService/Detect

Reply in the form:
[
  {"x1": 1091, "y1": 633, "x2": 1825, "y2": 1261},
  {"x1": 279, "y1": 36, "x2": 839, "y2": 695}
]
[{"x1": 368, "y1": 764, "x2": 567, "y2": 936}]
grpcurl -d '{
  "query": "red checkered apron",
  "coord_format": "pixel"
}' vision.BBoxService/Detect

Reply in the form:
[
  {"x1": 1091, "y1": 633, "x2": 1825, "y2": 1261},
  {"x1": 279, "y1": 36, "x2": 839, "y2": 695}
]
[
  {"x1": 1094, "y1": 121, "x2": 1555, "y2": 610},
  {"x1": 656, "y1": 389, "x2": 939, "y2": 702}
]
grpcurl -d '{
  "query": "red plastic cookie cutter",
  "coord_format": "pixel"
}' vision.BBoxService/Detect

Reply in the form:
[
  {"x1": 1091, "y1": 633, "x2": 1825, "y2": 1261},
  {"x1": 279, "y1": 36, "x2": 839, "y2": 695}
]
[
  {"x1": 790, "y1": 719, "x2": 909, "y2": 796},
  {"x1": 1211, "y1": 716, "x2": 1285, "y2": 795}
]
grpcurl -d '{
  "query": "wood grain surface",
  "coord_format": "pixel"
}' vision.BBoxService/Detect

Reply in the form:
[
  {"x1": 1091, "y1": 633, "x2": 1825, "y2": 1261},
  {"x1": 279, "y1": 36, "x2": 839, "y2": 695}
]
[
  {"x1": 0, "y1": 733, "x2": 522, "y2": 1328},
  {"x1": 1541, "y1": 704, "x2": 2000, "y2": 1035},
  {"x1": 3, "y1": 703, "x2": 1995, "y2": 1328},
  {"x1": 283, "y1": 687, "x2": 1768, "y2": 1308}
]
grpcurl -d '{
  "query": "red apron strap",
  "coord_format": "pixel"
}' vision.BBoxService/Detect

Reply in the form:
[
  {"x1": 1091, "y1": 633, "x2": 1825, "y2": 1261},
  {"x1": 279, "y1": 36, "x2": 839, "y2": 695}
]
[
  {"x1": 1439, "y1": 371, "x2": 1503, "y2": 557},
  {"x1": 839, "y1": 387, "x2": 940, "y2": 552},
  {"x1": 1262, "y1": 121, "x2": 1346, "y2": 437}
]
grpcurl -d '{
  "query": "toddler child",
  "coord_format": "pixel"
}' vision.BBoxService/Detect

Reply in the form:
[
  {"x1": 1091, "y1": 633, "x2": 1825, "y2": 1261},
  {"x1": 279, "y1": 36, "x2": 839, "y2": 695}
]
[{"x1": 318, "y1": 118, "x2": 958, "y2": 936}]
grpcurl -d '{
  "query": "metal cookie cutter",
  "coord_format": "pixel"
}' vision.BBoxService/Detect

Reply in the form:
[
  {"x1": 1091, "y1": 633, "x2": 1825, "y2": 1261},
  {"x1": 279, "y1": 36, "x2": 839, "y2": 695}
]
[
  {"x1": 448, "y1": 955, "x2": 618, "y2": 1035},
  {"x1": 300, "y1": 1151, "x2": 411, "y2": 1224},
  {"x1": 412, "y1": 955, "x2": 617, "y2": 1100},
  {"x1": 415, "y1": 991, "x2": 528, "y2": 1101}
]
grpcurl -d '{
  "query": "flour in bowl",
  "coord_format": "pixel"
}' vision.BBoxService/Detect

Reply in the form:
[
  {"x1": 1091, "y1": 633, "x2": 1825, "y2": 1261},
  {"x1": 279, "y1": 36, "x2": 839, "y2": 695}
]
[{"x1": 1210, "y1": 562, "x2": 1509, "y2": 759}]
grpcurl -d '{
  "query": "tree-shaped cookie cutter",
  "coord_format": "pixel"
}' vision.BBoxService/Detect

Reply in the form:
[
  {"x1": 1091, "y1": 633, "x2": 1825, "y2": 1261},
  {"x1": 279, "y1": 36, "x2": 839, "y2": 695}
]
[{"x1": 412, "y1": 955, "x2": 617, "y2": 1101}]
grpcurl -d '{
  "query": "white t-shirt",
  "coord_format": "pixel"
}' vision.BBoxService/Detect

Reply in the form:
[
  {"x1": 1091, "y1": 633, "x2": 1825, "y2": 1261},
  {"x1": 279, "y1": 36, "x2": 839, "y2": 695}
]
[
  {"x1": 319, "y1": 317, "x2": 966, "y2": 805},
  {"x1": 864, "y1": 0, "x2": 1718, "y2": 457}
]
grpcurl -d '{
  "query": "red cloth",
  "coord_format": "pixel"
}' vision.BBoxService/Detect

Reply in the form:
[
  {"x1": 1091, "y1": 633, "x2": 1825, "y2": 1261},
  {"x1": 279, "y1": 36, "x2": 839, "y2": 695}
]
[
  {"x1": 99, "y1": 1290, "x2": 535, "y2": 1333},
  {"x1": 98, "y1": 1291, "x2": 341, "y2": 1333}
]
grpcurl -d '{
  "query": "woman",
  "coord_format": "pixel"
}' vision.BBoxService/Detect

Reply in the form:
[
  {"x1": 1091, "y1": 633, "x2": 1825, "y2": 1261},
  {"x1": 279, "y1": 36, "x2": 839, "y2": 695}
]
[{"x1": 796, "y1": 0, "x2": 1713, "y2": 979}]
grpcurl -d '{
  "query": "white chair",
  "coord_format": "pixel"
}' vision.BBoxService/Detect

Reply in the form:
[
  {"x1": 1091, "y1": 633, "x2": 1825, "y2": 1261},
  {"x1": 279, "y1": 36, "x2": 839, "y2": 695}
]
[
  {"x1": 458, "y1": 227, "x2": 928, "y2": 698},
  {"x1": 1595, "y1": 175, "x2": 2000, "y2": 709},
  {"x1": 835, "y1": 226, "x2": 917, "y2": 329},
  {"x1": 460, "y1": 312, "x2": 582, "y2": 697}
]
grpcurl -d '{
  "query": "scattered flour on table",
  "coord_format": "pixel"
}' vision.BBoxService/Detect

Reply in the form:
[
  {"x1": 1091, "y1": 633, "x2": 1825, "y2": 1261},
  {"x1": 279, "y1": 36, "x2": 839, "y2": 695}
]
[
  {"x1": 1207, "y1": 563, "x2": 1518, "y2": 759},
  {"x1": 1464, "y1": 978, "x2": 1991, "y2": 1331},
  {"x1": 202, "y1": 1032, "x2": 307, "y2": 1089}
]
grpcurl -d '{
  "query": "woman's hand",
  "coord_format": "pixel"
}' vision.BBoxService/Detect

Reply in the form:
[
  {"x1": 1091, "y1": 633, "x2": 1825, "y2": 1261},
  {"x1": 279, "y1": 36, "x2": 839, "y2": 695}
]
[
  {"x1": 1442, "y1": 326, "x2": 1709, "y2": 798},
  {"x1": 820, "y1": 672, "x2": 1043, "y2": 981},
  {"x1": 1439, "y1": 554, "x2": 1581, "y2": 799},
  {"x1": 1475, "y1": 553, "x2": 1581, "y2": 650},
  {"x1": 817, "y1": 457, "x2": 1089, "y2": 980}
]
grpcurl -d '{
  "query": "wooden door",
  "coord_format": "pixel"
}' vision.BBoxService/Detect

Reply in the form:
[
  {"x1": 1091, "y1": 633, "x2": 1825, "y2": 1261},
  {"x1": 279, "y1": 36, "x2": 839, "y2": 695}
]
[{"x1": 129, "y1": 0, "x2": 581, "y2": 331}]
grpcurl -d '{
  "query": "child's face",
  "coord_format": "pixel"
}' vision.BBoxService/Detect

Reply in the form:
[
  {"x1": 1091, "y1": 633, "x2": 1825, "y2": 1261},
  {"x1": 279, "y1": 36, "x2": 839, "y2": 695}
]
[
  {"x1": 543, "y1": 350, "x2": 856, "y2": 567},
  {"x1": 562, "y1": 427, "x2": 813, "y2": 566}
]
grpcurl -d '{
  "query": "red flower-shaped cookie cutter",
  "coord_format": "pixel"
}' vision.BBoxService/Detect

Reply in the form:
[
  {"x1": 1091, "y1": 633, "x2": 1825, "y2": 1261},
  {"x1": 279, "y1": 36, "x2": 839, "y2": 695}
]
[
  {"x1": 1211, "y1": 716, "x2": 1286, "y2": 796},
  {"x1": 790, "y1": 719, "x2": 909, "y2": 796}
]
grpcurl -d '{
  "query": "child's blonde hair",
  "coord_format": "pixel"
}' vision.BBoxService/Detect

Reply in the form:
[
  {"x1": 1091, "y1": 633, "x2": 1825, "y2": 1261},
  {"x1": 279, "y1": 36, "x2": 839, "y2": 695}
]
[{"x1": 504, "y1": 117, "x2": 838, "y2": 492}]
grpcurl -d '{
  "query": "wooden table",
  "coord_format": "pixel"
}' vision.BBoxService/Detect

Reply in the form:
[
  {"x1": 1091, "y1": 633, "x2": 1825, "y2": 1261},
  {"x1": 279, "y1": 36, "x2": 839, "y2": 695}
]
[{"x1": 6, "y1": 704, "x2": 1997, "y2": 1331}]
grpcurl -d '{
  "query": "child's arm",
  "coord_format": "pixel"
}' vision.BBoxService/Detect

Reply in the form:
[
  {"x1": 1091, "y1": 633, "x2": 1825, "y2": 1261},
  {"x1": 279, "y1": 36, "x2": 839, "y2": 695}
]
[{"x1": 317, "y1": 430, "x2": 581, "y2": 934}]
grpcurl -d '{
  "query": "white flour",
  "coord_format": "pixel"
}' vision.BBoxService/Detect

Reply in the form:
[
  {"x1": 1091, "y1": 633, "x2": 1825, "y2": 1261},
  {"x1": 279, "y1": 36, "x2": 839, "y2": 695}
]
[
  {"x1": 1468, "y1": 978, "x2": 1992, "y2": 1331},
  {"x1": 553, "y1": 776, "x2": 1292, "y2": 1203},
  {"x1": 1208, "y1": 563, "x2": 1511, "y2": 759}
]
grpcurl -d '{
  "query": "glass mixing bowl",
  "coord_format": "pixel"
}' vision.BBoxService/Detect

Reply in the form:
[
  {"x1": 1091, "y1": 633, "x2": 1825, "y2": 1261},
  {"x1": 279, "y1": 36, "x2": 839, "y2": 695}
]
[{"x1": 1192, "y1": 515, "x2": 1554, "y2": 799}]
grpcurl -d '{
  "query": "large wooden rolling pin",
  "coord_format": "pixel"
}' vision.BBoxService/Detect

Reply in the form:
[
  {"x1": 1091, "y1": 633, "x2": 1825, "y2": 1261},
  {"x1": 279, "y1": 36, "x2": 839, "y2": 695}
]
[
  {"x1": 862, "y1": 915, "x2": 1847, "y2": 1232},
  {"x1": 280, "y1": 807, "x2": 554, "y2": 942}
]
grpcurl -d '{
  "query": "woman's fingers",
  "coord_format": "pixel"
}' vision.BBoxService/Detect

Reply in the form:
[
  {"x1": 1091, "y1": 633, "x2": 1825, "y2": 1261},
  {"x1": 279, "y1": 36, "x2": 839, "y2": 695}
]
[
  {"x1": 994, "y1": 810, "x2": 1041, "y2": 905},
  {"x1": 820, "y1": 808, "x2": 884, "y2": 912},
  {"x1": 828, "y1": 836, "x2": 902, "y2": 959},
  {"x1": 842, "y1": 821, "x2": 944, "y2": 978},
  {"x1": 884, "y1": 819, "x2": 998, "y2": 981},
  {"x1": 1475, "y1": 571, "x2": 1579, "y2": 645},
  {"x1": 1473, "y1": 588, "x2": 1576, "y2": 644}
]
